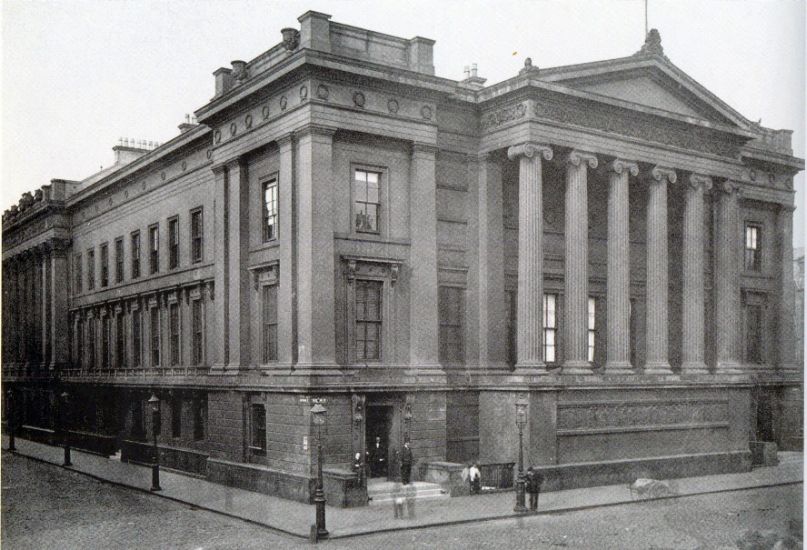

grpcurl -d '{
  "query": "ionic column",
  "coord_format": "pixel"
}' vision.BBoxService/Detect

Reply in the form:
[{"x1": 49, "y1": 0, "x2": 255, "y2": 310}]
[
  {"x1": 605, "y1": 159, "x2": 638, "y2": 373},
  {"x1": 409, "y1": 142, "x2": 440, "y2": 369},
  {"x1": 41, "y1": 246, "x2": 52, "y2": 366},
  {"x1": 50, "y1": 241, "x2": 70, "y2": 370},
  {"x1": 681, "y1": 174, "x2": 712, "y2": 374},
  {"x1": 776, "y1": 204, "x2": 798, "y2": 373},
  {"x1": 714, "y1": 181, "x2": 742, "y2": 372},
  {"x1": 506, "y1": 142, "x2": 553, "y2": 372},
  {"x1": 563, "y1": 150, "x2": 597, "y2": 374},
  {"x1": 645, "y1": 166, "x2": 675, "y2": 374}
]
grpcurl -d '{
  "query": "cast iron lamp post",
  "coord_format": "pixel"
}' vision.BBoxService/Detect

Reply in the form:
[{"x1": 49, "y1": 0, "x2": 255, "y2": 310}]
[
  {"x1": 61, "y1": 391, "x2": 72, "y2": 466},
  {"x1": 148, "y1": 393, "x2": 162, "y2": 492},
  {"x1": 513, "y1": 399, "x2": 528, "y2": 513},
  {"x1": 310, "y1": 403, "x2": 328, "y2": 541},
  {"x1": 6, "y1": 390, "x2": 15, "y2": 452}
]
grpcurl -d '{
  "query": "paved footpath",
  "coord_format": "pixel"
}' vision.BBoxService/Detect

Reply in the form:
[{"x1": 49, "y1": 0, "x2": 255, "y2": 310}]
[{"x1": 3, "y1": 436, "x2": 802, "y2": 540}]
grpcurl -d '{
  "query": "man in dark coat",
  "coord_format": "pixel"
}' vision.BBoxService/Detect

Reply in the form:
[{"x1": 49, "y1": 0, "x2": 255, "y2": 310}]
[
  {"x1": 400, "y1": 441, "x2": 413, "y2": 484},
  {"x1": 526, "y1": 466, "x2": 544, "y2": 511},
  {"x1": 369, "y1": 436, "x2": 387, "y2": 477}
]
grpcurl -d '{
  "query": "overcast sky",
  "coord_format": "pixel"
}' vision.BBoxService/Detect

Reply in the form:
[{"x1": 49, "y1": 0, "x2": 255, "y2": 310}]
[{"x1": 2, "y1": 0, "x2": 804, "y2": 246}]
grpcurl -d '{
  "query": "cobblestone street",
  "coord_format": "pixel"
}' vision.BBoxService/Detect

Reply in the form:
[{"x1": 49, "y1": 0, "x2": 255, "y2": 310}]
[{"x1": 2, "y1": 451, "x2": 802, "y2": 549}]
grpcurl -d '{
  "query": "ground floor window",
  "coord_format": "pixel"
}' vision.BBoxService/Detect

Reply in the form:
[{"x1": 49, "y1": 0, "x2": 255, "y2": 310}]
[{"x1": 249, "y1": 403, "x2": 266, "y2": 453}]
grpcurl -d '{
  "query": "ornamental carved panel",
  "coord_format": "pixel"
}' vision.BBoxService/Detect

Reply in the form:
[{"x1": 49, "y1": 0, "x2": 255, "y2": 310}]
[
  {"x1": 557, "y1": 399, "x2": 729, "y2": 431},
  {"x1": 480, "y1": 103, "x2": 527, "y2": 130}
]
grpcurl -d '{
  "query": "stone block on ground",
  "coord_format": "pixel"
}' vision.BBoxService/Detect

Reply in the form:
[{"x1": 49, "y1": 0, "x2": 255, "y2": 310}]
[
  {"x1": 630, "y1": 478, "x2": 677, "y2": 499},
  {"x1": 750, "y1": 441, "x2": 779, "y2": 466}
]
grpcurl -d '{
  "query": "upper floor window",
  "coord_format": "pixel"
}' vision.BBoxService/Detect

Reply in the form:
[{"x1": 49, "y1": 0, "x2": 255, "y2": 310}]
[
  {"x1": 169, "y1": 302, "x2": 180, "y2": 366},
  {"x1": 86, "y1": 249, "x2": 95, "y2": 291},
  {"x1": 353, "y1": 169, "x2": 380, "y2": 233},
  {"x1": 587, "y1": 297, "x2": 598, "y2": 363},
  {"x1": 263, "y1": 178, "x2": 278, "y2": 242},
  {"x1": 131, "y1": 231, "x2": 141, "y2": 279},
  {"x1": 114, "y1": 237, "x2": 124, "y2": 284},
  {"x1": 192, "y1": 300, "x2": 203, "y2": 366},
  {"x1": 745, "y1": 223, "x2": 762, "y2": 271},
  {"x1": 262, "y1": 285, "x2": 278, "y2": 363},
  {"x1": 101, "y1": 316, "x2": 111, "y2": 368},
  {"x1": 149, "y1": 225, "x2": 159, "y2": 274},
  {"x1": 190, "y1": 208, "x2": 203, "y2": 263},
  {"x1": 355, "y1": 280, "x2": 382, "y2": 361},
  {"x1": 116, "y1": 311, "x2": 125, "y2": 368},
  {"x1": 506, "y1": 290, "x2": 517, "y2": 367},
  {"x1": 150, "y1": 307, "x2": 160, "y2": 367},
  {"x1": 544, "y1": 293, "x2": 558, "y2": 364},
  {"x1": 168, "y1": 217, "x2": 179, "y2": 270},
  {"x1": 132, "y1": 309, "x2": 142, "y2": 368},
  {"x1": 100, "y1": 243, "x2": 109, "y2": 287},
  {"x1": 74, "y1": 253, "x2": 82, "y2": 294},
  {"x1": 439, "y1": 286, "x2": 464, "y2": 365}
]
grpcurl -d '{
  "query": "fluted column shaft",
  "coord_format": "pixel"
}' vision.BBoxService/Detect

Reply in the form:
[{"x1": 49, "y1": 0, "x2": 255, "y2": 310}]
[
  {"x1": 563, "y1": 151, "x2": 597, "y2": 373},
  {"x1": 776, "y1": 205, "x2": 798, "y2": 372},
  {"x1": 681, "y1": 175, "x2": 712, "y2": 373},
  {"x1": 507, "y1": 143, "x2": 553, "y2": 372},
  {"x1": 606, "y1": 160, "x2": 638, "y2": 373},
  {"x1": 715, "y1": 181, "x2": 742, "y2": 372},
  {"x1": 645, "y1": 167, "x2": 675, "y2": 374}
]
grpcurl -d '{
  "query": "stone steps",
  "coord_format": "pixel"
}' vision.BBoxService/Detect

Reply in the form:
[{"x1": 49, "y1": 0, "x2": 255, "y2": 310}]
[{"x1": 367, "y1": 481, "x2": 449, "y2": 505}]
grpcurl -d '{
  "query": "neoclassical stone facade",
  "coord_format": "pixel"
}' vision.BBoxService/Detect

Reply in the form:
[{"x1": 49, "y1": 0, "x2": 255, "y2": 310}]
[{"x1": 2, "y1": 12, "x2": 803, "y2": 505}]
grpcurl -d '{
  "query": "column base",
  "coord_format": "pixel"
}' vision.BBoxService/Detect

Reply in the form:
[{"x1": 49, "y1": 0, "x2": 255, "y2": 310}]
[
  {"x1": 644, "y1": 361, "x2": 673, "y2": 374},
  {"x1": 715, "y1": 360, "x2": 742, "y2": 374},
  {"x1": 680, "y1": 361, "x2": 709, "y2": 375},
  {"x1": 562, "y1": 360, "x2": 592, "y2": 374},
  {"x1": 514, "y1": 361, "x2": 548, "y2": 375},
  {"x1": 604, "y1": 361, "x2": 634, "y2": 374}
]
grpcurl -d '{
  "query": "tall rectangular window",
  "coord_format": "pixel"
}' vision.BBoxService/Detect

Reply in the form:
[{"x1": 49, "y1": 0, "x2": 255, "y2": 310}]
[
  {"x1": 102, "y1": 316, "x2": 111, "y2": 368},
  {"x1": 149, "y1": 225, "x2": 159, "y2": 274},
  {"x1": 131, "y1": 231, "x2": 141, "y2": 279},
  {"x1": 193, "y1": 394, "x2": 207, "y2": 441},
  {"x1": 262, "y1": 178, "x2": 278, "y2": 241},
  {"x1": 87, "y1": 318, "x2": 96, "y2": 369},
  {"x1": 745, "y1": 223, "x2": 762, "y2": 271},
  {"x1": 439, "y1": 286, "x2": 464, "y2": 364},
  {"x1": 171, "y1": 396, "x2": 182, "y2": 438},
  {"x1": 262, "y1": 286, "x2": 278, "y2": 362},
  {"x1": 745, "y1": 304, "x2": 764, "y2": 364},
  {"x1": 132, "y1": 309, "x2": 142, "y2": 367},
  {"x1": 353, "y1": 169, "x2": 380, "y2": 233},
  {"x1": 192, "y1": 300, "x2": 203, "y2": 366},
  {"x1": 588, "y1": 297, "x2": 597, "y2": 363},
  {"x1": 190, "y1": 208, "x2": 203, "y2": 263},
  {"x1": 87, "y1": 249, "x2": 95, "y2": 290},
  {"x1": 355, "y1": 280, "x2": 382, "y2": 361},
  {"x1": 250, "y1": 404, "x2": 266, "y2": 451},
  {"x1": 506, "y1": 290, "x2": 517, "y2": 367},
  {"x1": 169, "y1": 302, "x2": 180, "y2": 366},
  {"x1": 150, "y1": 307, "x2": 160, "y2": 367},
  {"x1": 544, "y1": 294, "x2": 558, "y2": 363},
  {"x1": 74, "y1": 253, "x2": 82, "y2": 294},
  {"x1": 100, "y1": 243, "x2": 109, "y2": 287},
  {"x1": 75, "y1": 318, "x2": 84, "y2": 367},
  {"x1": 116, "y1": 313, "x2": 125, "y2": 368},
  {"x1": 168, "y1": 217, "x2": 179, "y2": 269},
  {"x1": 114, "y1": 237, "x2": 124, "y2": 283}
]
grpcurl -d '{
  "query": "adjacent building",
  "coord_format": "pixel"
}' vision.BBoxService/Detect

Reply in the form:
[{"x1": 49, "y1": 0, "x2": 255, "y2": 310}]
[{"x1": 2, "y1": 12, "x2": 803, "y2": 506}]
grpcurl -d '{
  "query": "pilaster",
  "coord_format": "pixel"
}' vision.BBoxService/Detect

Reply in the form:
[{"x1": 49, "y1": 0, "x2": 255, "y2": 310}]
[
  {"x1": 681, "y1": 174, "x2": 712, "y2": 374},
  {"x1": 211, "y1": 164, "x2": 229, "y2": 371},
  {"x1": 476, "y1": 153, "x2": 507, "y2": 369},
  {"x1": 776, "y1": 204, "x2": 798, "y2": 373},
  {"x1": 605, "y1": 159, "x2": 638, "y2": 373},
  {"x1": 295, "y1": 124, "x2": 338, "y2": 369},
  {"x1": 50, "y1": 239, "x2": 70, "y2": 371},
  {"x1": 563, "y1": 150, "x2": 597, "y2": 374},
  {"x1": 277, "y1": 133, "x2": 296, "y2": 367},
  {"x1": 715, "y1": 180, "x2": 742, "y2": 372},
  {"x1": 644, "y1": 166, "x2": 675, "y2": 374},
  {"x1": 507, "y1": 142, "x2": 553, "y2": 373},
  {"x1": 409, "y1": 142, "x2": 441, "y2": 370}
]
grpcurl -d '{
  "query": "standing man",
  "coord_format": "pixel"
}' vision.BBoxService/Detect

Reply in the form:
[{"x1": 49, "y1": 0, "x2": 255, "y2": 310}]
[
  {"x1": 400, "y1": 441, "x2": 413, "y2": 484},
  {"x1": 526, "y1": 466, "x2": 544, "y2": 511},
  {"x1": 369, "y1": 435, "x2": 387, "y2": 477}
]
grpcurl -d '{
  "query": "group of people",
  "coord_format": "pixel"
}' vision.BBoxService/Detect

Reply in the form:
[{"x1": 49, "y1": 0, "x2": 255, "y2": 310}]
[
  {"x1": 467, "y1": 463, "x2": 545, "y2": 511},
  {"x1": 352, "y1": 437, "x2": 414, "y2": 485}
]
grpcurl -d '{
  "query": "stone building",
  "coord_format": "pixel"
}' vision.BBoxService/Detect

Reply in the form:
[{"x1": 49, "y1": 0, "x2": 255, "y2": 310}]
[{"x1": 2, "y1": 12, "x2": 803, "y2": 506}]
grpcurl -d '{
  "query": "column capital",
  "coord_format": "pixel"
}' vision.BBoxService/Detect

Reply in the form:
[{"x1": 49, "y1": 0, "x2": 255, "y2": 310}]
[
  {"x1": 717, "y1": 179, "x2": 742, "y2": 196},
  {"x1": 651, "y1": 165, "x2": 677, "y2": 184},
  {"x1": 507, "y1": 142, "x2": 553, "y2": 161},
  {"x1": 608, "y1": 158, "x2": 639, "y2": 176},
  {"x1": 778, "y1": 203, "x2": 797, "y2": 213},
  {"x1": 275, "y1": 132, "x2": 295, "y2": 148},
  {"x1": 294, "y1": 123, "x2": 337, "y2": 140},
  {"x1": 566, "y1": 150, "x2": 598, "y2": 169},
  {"x1": 688, "y1": 173, "x2": 713, "y2": 191}
]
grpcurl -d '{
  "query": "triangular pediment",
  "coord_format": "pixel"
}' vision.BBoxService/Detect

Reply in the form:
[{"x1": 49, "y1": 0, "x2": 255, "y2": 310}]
[{"x1": 540, "y1": 55, "x2": 752, "y2": 131}]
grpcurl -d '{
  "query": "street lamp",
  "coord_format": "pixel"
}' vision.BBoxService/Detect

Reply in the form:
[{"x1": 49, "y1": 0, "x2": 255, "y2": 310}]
[
  {"x1": 310, "y1": 402, "x2": 328, "y2": 541},
  {"x1": 513, "y1": 399, "x2": 528, "y2": 513},
  {"x1": 61, "y1": 391, "x2": 72, "y2": 467},
  {"x1": 148, "y1": 393, "x2": 162, "y2": 492},
  {"x1": 6, "y1": 390, "x2": 15, "y2": 452}
]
